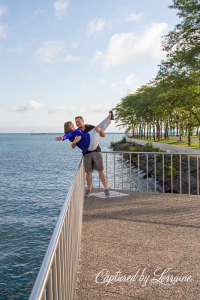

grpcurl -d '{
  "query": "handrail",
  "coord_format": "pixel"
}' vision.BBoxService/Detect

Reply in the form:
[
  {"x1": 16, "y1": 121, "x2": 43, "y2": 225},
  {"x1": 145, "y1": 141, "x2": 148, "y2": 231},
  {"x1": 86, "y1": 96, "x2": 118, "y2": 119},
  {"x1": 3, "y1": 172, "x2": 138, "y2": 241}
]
[
  {"x1": 102, "y1": 151, "x2": 200, "y2": 155},
  {"x1": 29, "y1": 157, "x2": 85, "y2": 300},
  {"x1": 101, "y1": 151, "x2": 200, "y2": 195}
]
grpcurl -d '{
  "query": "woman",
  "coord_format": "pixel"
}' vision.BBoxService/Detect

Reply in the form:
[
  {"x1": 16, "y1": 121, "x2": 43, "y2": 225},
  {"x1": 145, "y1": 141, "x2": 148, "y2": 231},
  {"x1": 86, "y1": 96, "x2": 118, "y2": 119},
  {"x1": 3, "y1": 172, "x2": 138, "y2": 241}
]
[{"x1": 55, "y1": 111, "x2": 114, "y2": 153}]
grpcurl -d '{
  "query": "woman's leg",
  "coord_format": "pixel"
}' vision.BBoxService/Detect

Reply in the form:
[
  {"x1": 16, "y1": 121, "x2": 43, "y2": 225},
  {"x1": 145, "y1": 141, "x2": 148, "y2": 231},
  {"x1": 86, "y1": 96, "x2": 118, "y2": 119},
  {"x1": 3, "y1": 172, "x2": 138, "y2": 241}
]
[
  {"x1": 87, "y1": 112, "x2": 113, "y2": 151},
  {"x1": 96, "y1": 116, "x2": 111, "y2": 132},
  {"x1": 87, "y1": 129, "x2": 101, "y2": 151}
]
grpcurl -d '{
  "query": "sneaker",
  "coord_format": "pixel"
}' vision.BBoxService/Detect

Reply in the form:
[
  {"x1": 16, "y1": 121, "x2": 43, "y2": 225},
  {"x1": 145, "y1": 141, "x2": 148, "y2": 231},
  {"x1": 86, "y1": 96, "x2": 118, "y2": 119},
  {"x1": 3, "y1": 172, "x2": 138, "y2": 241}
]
[
  {"x1": 109, "y1": 110, "x2": 114, "y2": 120},
  {"x1": 85, "y1": 190, "x2": 91, "y2": 198},
  {"x1": 104, "y1": 189, "x2": 110, "y2": 197}
]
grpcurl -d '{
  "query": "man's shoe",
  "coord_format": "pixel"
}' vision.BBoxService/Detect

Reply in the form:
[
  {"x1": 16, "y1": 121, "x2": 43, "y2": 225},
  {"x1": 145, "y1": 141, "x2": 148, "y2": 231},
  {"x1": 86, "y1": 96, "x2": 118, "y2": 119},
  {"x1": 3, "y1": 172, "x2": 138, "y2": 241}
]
[
  {"x1": 104, "y1": 189, "x2": 110, "y2": 197},
  {"x1": 109, "y1": 111, "x2": 114, "y2": 120},
  {"x1": 85, "y1": 190, "x2": 91, "y2": 198}
]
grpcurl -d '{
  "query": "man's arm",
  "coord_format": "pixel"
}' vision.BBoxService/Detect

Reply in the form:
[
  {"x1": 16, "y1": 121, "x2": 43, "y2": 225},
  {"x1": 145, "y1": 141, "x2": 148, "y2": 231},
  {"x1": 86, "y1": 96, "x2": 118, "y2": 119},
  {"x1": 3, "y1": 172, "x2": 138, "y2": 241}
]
[
  {"x1": 100, "y1": 130, "x2": 105, "y2": 137},
  {"x1": 95, "y1": 126, "x2": 105, "y2": 137},
  {"x1": 71, "y1": 135, "x2": 81, "y2": 148}
]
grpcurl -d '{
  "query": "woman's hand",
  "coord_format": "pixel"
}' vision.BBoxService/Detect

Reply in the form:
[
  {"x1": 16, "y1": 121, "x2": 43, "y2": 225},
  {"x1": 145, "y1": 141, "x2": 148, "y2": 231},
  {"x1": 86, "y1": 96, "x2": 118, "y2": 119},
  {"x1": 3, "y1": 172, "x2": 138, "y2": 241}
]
[{"x1": 55, "y1": 136, "x2": 63, "y2": 141}]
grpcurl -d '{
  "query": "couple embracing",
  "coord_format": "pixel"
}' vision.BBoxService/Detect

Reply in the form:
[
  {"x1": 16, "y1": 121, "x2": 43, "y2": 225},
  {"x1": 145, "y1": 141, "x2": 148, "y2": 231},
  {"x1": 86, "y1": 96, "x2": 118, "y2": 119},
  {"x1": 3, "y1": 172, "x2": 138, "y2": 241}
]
[{"x1": 56, "y1": 111, "x2": 114, "y2": 197}]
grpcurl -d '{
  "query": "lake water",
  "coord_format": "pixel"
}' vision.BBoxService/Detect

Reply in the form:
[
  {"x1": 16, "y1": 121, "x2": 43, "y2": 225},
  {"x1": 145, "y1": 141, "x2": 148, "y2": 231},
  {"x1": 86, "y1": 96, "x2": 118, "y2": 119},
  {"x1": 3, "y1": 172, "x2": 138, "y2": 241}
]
[{"x1": 0, "y1": 132, "x2": 157, "y2": 299}]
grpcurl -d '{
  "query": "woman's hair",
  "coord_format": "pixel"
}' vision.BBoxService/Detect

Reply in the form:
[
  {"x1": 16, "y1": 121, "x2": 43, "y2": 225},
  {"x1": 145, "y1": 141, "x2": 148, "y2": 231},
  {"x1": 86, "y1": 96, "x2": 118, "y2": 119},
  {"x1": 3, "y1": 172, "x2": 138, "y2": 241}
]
[{"x1": 64, "y1": 121, "x2": 73, "y2": 134}]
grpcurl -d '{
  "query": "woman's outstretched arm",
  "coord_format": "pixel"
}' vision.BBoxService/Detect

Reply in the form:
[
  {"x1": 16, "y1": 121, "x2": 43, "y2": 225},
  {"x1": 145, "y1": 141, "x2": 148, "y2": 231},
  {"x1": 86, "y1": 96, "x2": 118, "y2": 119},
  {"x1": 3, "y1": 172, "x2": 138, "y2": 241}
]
[{"x1": 55, "y1": 136, "x2": 64, "y2": 141}]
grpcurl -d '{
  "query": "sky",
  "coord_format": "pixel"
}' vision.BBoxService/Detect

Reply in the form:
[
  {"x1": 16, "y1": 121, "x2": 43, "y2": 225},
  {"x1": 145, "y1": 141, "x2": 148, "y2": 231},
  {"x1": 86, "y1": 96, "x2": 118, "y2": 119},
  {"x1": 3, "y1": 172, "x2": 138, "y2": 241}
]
[{"x1": 0, "y1": 0, "x2": 180, "y2": 133}]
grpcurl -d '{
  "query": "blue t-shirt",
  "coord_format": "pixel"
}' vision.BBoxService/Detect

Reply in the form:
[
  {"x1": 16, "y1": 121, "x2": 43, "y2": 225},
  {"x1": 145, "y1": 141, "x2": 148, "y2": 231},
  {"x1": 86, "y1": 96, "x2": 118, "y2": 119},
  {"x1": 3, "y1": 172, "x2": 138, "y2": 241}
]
[{"x1": 62, "y1": 129, "x2": 90, "y2": 153}]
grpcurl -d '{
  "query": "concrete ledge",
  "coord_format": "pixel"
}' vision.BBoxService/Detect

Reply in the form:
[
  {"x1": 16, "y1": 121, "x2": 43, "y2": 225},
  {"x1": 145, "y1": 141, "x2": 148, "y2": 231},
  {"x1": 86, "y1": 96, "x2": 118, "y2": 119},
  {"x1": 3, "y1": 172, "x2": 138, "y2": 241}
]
[{"x1": 126, "y1": 137, "x2": 200, "y2": 154}]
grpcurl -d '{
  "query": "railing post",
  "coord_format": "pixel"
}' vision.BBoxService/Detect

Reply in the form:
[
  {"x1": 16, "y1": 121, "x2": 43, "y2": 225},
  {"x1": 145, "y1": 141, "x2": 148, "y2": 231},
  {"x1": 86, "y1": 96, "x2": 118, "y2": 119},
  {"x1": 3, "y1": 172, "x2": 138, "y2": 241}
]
[
  {"x1": 188, "y1": 155, "x2": 190, "y2": 195},
  {"x1": 197, "y1": 156, "x2": 199, "y2": 196},
  {"x1": 114, "y1": 153, "x2": 115, "y2": 190},
  {"x1": 122, "y1": 153, "x2": 123, "y2": 190},
  {"x1": 163, "y1": 153, "x2": 165, "y2": 193},
  {"x1": 146, "y1": 153, "x2": 148, "y2": 192},
  {"x1": 138, "y1": 153, "x2": 140, "y2": 191},
  {"x1": 130, "y1": 153, "x2": 131, "y2": 191},
  {"x1": 154, "y1": 154, "x2": 156, "y2": 193},
  {"x1": 171, "y1": 153, "x2": 173, "y2": 194},
  {"x1": 180, "y1": 154, "x2": 182, "y2": 195}
]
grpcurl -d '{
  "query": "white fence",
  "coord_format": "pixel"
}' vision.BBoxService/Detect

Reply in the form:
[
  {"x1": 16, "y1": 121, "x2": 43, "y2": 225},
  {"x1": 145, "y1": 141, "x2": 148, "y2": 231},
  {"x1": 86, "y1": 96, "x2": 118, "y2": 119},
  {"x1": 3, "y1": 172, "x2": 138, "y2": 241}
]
[{"x1": 29, "y1": 157, "x2": 85, "y2": 300}]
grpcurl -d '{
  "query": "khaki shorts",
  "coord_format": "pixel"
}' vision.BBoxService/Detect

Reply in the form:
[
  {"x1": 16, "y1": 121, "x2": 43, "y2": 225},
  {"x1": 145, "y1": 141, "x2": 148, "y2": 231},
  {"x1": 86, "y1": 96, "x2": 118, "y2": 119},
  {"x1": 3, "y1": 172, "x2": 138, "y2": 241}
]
[{"x1": 84, "y1": 152, "x2": 104, "y2": 173}]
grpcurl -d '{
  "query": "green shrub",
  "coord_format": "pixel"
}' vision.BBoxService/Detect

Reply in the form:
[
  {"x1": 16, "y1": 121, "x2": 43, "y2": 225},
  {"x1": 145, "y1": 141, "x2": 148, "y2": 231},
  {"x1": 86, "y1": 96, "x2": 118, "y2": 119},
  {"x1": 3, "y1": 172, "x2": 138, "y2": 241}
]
[
  {"x1": 110, "y1": 136, "x2": 126, "y2": 147},
  {"x1": 157, "y1": 168, "x2": 163, "y2": 176},
  {"x1": 122, "y1": 143, "x2": 129, "y2": 150},
  {"x1": 165, "y1": 166, "x2": 178, "y2": 178},
  {"x1": 130, "y1": 146, "x2": 141, "y2": 157},
  {"x1": 143, "y1": 141, "x2": 165, "y2": 153}
]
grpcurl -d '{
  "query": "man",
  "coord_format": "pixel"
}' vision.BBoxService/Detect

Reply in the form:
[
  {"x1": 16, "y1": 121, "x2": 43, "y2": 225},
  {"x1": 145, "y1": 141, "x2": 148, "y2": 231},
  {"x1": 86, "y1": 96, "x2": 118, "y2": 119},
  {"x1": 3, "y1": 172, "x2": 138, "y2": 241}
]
[{"x1": 71, "y1": 116, "x2": 110, "y2": 197}]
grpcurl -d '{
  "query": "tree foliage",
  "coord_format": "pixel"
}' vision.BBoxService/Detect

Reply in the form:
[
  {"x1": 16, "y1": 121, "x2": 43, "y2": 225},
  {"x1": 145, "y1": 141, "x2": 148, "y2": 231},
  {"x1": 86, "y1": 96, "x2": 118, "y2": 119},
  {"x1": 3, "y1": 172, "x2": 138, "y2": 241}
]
[
  {"x1": 162, "y1": 0, "x2": 200, "y2": 71},
  {"x1": 114, "y1": 0, "x2": 200, "y2": 146}
]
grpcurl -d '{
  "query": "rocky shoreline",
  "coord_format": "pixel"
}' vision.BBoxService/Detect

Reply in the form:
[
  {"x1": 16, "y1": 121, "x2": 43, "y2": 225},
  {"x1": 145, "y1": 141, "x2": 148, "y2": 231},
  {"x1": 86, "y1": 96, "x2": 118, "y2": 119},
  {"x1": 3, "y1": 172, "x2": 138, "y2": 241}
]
[{"x1": 112, "y1": 141, "x2": 199, "y2": 195}]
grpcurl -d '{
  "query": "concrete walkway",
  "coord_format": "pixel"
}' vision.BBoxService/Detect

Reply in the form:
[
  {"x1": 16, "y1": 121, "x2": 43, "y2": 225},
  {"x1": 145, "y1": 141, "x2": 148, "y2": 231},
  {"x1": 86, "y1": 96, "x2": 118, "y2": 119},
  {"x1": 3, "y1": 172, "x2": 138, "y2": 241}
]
[
  {"x1": 76, "y1": 188, "x2": 200, "y2": 300},
  {"x1": 126, "y1": 137, "x2": 200, "y2": 154}
]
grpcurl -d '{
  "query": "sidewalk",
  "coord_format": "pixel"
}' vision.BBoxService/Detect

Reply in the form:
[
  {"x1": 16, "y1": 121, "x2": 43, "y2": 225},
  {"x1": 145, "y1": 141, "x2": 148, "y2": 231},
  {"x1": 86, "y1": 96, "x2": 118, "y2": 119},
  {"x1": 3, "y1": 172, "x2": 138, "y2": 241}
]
[
  {"x1": 126, "y1": 136, "x2": 200, "y2": 154},
  {"x1": 76, "y1": 188, "x2": 200, "y2": 300},
  {"x1": 126, "y1": 137, "x2": 200, "y2": 154}
]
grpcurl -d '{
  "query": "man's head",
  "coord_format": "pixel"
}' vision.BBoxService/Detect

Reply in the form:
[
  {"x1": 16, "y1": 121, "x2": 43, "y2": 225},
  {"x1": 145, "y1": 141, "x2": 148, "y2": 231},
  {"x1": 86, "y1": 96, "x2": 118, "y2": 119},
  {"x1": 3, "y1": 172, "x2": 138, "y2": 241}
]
[{"x1": 75, "y1": 116, "x2": 85, "y2": 130}]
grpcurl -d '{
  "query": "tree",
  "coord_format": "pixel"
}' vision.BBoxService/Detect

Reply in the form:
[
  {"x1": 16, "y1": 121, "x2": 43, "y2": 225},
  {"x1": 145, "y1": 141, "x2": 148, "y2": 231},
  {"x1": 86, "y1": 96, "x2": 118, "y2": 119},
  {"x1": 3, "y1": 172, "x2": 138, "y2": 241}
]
[{"x1": 162, "y1": 0, "x2": 200, "y2": 72}]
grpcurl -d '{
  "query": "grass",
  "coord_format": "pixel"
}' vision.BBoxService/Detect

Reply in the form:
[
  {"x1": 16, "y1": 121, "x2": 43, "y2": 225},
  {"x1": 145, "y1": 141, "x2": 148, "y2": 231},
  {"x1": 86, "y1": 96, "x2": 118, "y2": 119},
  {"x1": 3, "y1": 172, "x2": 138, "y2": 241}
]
[{"x1": 131, "y1": 137, "x2": 200, "y2": 150}]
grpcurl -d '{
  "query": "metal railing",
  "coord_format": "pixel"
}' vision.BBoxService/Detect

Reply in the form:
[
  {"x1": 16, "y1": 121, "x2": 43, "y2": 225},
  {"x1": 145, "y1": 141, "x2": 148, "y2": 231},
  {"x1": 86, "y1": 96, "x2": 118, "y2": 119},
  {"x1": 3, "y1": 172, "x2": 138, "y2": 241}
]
[
  {"x1": 100, "y1": 151, "x2": 200, "y2": 195},
  {"x1": 29, "y1": 157, "x2": 85, "y2": 300}
]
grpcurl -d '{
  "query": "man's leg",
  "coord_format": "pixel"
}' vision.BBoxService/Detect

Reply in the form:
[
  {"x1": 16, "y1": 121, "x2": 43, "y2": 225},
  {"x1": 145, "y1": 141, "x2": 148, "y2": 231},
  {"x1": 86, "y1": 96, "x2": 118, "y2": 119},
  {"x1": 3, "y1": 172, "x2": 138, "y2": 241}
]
[
  {"x1": 98, "y1": 170, "x2": 108, "y2": 190},
  {"x1": 86, "y1": 172, "x2": 93, "y2": 191},
  {"x1": 84, "y1": 153, "x2": 93, "y2": 197}
]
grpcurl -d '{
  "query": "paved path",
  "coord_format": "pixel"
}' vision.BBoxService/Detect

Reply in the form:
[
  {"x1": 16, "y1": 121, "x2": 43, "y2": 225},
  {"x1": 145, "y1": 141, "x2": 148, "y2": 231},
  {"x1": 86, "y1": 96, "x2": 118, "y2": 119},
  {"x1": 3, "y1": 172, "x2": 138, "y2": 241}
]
[{"x1": 76, "y1": 189, "x2": 200, "y2": 300}]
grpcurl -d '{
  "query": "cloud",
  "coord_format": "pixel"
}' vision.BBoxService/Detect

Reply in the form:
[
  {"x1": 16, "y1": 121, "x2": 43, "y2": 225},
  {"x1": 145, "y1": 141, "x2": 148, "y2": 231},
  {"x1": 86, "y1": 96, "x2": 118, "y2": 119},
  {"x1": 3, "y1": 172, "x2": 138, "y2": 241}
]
[
  {"x1": 54, "y1": 0, "x2": 69, "y2": 20},
  {"x1": 93, "y1": 22, "x2": 168, "y2": 70},
  {"x1": 48, "y1": 106, "x2": 86, "y2": 115},
  {"x1": 34, "y1": 41, "x2": 65, "y2": 63},
  {"x1": 48, "y1": 105, "x2": 113, "y2": 115},
  {"x1": 125, "y1": 12, "x2": 143, "y2": 22},
  {"x1": 71, "y1": 42, "x2": 78, "y2": 48},
  {"x1": 124, "y1": 73, "x2": 139, "y2": 87},
  {"x1": 120, "y1": 84, "x2": 141, "y2": 98},
  {"x1": 110, "y1": 74, "x2": 140, "y2": 97},
  {"x1": 111, "y1": 81, "x2": 121, "y2": 91},
  {"x1": 7, "y1": 45, "x2": 24, "y2": 53},
  {"x1": 120, "y1": 73, "x2": 140, "y2": 97},
  {"x1": 10, "y1": 101, "x2": 44, "y2": 113},
  {"x1": 64, "y1": 55, "x2": 81, "y2": 62},
  {"x1": 87, "y1": 18, "x2": 111, "y2": 36},
  {"x1": 34, "y1": 41, "x2": 81, "y2": 63},
  {"x1": 92, "y1": 50, "x2": 105, "y2": 63},
  {"x1": 98, "y1": 79, "x2": 106, "y2": 86},
  {"x1": 0, "y1": 23, "x2": 7, "y2": 39},
  {"x1": 91, "y1": 105, "x2": 113, "y2": 113},
  {"x1": 81, "y1": 83, "x2": 90, "y2": 89},
  {"x1": 0, "y1": 4, "x2": 8, "y2": 17},
  {"x1": 0, "y1": 5, "x2": 8, "y2": 39},
  {"x1": 30, "y1": 10, "x2": 46, "y2": 18}
]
